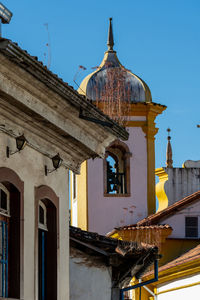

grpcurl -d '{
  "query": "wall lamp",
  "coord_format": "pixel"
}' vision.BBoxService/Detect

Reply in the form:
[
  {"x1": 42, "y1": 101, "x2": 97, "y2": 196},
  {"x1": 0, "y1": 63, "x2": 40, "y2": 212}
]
[
  {"x1": 7, "y1": 134, "x2": 27, "y2": 158},
  {"x1": 45, "y1": 153, "x2": 63, "y2": 176}
]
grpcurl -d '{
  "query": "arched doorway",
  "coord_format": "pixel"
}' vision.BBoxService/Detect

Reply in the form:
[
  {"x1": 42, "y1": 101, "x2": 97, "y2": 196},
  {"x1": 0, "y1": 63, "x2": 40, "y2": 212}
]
[
  {"x1": 0, "y1": 180, "x2": 22, "y2": 298},
  {"x1": 35, "y1": 186, "x2": 59, "y2": 300}
]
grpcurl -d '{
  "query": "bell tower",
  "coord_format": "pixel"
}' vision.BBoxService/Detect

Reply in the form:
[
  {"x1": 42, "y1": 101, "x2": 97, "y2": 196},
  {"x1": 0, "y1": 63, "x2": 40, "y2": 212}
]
[{"x1": 71, "y1": 19, "x2": 166, "y2": 235}]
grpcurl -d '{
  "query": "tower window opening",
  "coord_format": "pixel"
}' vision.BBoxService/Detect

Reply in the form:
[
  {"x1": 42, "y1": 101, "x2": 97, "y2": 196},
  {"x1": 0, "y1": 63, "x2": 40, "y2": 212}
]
[
  {"x1": 104, "y1": 140, "x2": 131, "y2": 196},
  {"x1": 106, "y1": 154, "x2": 126, "y2": 194}
]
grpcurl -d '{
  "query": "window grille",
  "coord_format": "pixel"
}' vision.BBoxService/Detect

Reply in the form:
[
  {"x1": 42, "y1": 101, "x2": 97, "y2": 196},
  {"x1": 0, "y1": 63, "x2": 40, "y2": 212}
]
[
  {"x1": 185, "y1": 216, "x2": 198, "y2": 238},
  {"x1": 0, "y1": 220, "x2": 8, "y2": 297}
]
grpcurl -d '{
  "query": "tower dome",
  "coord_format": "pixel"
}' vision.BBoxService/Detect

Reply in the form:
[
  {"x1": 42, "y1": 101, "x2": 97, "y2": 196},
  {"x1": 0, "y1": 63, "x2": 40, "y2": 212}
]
[{"x1": 79, "y1": 18, "x2": 152, "y2": 104}]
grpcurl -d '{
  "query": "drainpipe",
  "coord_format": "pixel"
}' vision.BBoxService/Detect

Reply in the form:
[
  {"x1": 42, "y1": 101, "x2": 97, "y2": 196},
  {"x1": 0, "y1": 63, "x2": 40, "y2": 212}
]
[
  {"x1": 120, "y1": 259, "x2": 158, "y2": 300},
  {"x1": 141, "y1": 282, "x2": 157, "y2": 300}
]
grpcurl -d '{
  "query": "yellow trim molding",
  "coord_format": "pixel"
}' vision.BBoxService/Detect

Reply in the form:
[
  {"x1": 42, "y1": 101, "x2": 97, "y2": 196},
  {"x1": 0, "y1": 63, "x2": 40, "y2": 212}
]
[
  {"x1": 155, "y1": 167, "x2": 169, "y2": 212},
  {"x1": 156, "y1": 281, "x2": 200, "y2": 295},
  {"x1": 77, "y1": 160, "x2": 88, "y2": 230}
]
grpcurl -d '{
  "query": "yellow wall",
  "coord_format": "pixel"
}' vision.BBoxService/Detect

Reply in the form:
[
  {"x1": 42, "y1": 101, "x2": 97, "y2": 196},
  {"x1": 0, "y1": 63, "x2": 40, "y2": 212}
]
[
  {"x1": 77, "y1": 160, "x2": 88, "y2": 230},
  {"x1": 70, "y1": 161, "x2": 88, "y2": 230},
  {"x1": 160, "y1": 238, "x2": 200, "y2": 266},
  {"x1": 155, "y1": 168, "x2": 169, "y2": 212}
]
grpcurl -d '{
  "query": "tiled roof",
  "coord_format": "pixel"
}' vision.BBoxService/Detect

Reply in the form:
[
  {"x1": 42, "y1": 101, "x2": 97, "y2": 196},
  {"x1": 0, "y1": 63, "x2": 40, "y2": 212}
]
[
  {"x1": 70, "y1": 226, "x2": 156, "y2": 253},
  {"x1": 70, "y1": 226, "x2": 159, "y2": 280},
  {"x1": 107, "y1": 224, "x2": 172, "y2": 236},
  {"x1": 0, "y1": 38, "x2": 128, "y2": 141},
  {"x1": 158, "y1": 244, "x2": 200, "y2": 272},
  {"x1": 137, "y1": 191, "x2": 200, "y2": 226}
]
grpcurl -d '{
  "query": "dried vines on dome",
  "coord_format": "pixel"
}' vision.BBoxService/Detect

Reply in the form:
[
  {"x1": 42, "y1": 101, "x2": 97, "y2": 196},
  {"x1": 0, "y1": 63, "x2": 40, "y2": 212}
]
[{"x1": 95, "y1": 63, "x2": 132, "y2": 126}]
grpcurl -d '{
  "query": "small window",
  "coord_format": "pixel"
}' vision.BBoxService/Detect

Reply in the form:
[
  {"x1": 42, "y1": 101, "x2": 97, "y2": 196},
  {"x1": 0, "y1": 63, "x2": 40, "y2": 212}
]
[
  {"x1": 185, "y1": 217, "x2": 198, "y2": 238},
  {"x1": 38, "y1": 201, "x2": 47, "y2": 231}
]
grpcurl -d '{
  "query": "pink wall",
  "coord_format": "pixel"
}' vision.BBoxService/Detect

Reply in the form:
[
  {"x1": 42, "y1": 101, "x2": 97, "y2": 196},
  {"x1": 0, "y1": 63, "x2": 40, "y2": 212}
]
[{"x1": 87, "y1": 127, "x2": 148, "y2": 235}]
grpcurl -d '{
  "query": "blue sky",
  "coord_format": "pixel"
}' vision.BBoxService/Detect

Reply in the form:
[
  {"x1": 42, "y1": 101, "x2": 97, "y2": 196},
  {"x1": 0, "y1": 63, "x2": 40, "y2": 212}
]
[{"x1": 2, "y1": 0, "x2": 200, "y2": 168}]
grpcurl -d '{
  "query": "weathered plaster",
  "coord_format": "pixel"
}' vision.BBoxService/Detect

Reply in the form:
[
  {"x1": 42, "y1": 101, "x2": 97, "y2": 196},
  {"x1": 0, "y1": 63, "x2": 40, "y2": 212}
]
[
  {"x1": 156, "y1": 167, "x2": 200, "y2": 208},
  {"x1": 70, "y1": 249, "x2": 112, "y2": 300},
  {"x1": 162, "y1": 201, "x2": 200, "y2": 239}
]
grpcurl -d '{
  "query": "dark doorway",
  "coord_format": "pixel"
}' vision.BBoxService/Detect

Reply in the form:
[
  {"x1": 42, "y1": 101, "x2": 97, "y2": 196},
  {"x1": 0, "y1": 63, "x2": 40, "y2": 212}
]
[{"x1": 38, "y1": 199, "x2": 57, "y2": 300}]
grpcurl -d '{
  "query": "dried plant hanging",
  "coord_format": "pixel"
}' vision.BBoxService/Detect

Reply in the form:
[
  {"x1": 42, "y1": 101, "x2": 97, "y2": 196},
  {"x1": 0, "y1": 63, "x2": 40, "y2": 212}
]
[{"x1": 95, "y1": 63, "x2": 131, "y2": 127}]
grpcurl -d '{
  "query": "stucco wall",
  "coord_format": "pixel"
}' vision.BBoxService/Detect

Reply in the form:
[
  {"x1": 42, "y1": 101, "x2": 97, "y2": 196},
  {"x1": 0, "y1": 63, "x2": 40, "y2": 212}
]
[
  {"x1": 162, "y1": 201, "x2": 200, "y2": 238},
  {"x1": 87, "y1": 126, "x2": 147, "y2": 235},
  {"x1": 0, "y1": 132, "x2": 69, "y2": 300},
  {"x1": 157, "y1": 273, "x2": 200, "y2": 300},
  {"x1": 70, "y1": 250, "x2": 111, "y2": 300},
  {"x1": 164, "y1": 168, "x2": 200, "y2": 206}
]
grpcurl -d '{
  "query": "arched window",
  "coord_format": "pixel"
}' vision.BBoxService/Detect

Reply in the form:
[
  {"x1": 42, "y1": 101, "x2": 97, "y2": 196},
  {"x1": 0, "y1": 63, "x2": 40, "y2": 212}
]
[{"x1": 104, "y1": 140, "x2": 131, "y2": 196}]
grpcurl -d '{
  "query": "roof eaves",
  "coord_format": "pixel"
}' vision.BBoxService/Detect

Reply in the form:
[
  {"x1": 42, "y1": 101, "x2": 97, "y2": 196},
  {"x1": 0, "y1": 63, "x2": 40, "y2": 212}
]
[
  {"x1": 0, "y1": 38, "x2": 128, "y2": 141},
  {"x1": 137, "y1": 191, "x2": 200, "y2": 226}
]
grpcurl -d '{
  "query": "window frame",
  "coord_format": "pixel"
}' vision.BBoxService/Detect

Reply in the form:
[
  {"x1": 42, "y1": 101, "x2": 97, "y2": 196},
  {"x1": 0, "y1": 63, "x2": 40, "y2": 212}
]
[
  {"x1": 185, "y1": 216, "x2": 198, "y2": 238},
  {"x1": 38, "y1": 200, "x2": 48, "y2": 231},
  {"x1": 103, "y1": 140, "x2": 131, "y2": 197},
  {"x1": 0, "y1": 184, "x2": 10, "y2": 217}
]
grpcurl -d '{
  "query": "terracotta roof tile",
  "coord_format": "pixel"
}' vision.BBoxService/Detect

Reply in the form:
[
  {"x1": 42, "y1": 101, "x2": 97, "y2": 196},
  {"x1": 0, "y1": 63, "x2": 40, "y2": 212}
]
[
  {"x1": 70, "y1": 226, "x2": 159, "y2": 280},
  {"x1": 107, "y1": 224, "x2": 172, "y2": 236},
  {"x1": 158, "y1": 244, "x2": 200, "y2": 272},
  {"x1": 0, "y1": 38, "x2": 128, "y2": 141},
  {"x1": 137, "y1": 191, "x2": 200, "y2": 226},
  {"x1": 70, "y1": 226, "x2": 157, "y2": 253}
]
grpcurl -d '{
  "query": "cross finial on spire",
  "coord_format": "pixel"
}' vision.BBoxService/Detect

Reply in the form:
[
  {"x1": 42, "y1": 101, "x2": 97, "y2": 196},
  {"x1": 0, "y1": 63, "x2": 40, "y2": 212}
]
[
  {"x1": 107, "y1": 18, "x2": 114, "y2": 51},
  {"x1": 166, "y1": 128, "x2": 173, "y2": 168}
]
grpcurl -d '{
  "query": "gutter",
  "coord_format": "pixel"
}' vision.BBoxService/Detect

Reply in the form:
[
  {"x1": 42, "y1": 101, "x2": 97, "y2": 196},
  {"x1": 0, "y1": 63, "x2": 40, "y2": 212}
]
[{"x1": 120, "y1": 259, "x2": 159, "y2": 300}]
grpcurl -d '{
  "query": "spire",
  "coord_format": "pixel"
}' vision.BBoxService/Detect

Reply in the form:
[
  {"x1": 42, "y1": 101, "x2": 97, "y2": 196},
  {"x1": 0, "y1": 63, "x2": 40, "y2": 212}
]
[
  {"x1": 107, "y1": 18, "x2": 114, "y2": 51},
  {"x1": 166, "y1": 128, "x2": 173, "y2": 168}
]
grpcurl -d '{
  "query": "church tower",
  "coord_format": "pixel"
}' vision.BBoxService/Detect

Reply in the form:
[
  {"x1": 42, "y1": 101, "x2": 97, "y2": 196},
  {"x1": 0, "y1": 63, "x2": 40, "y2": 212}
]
[{"x1": 71, "y1": 19, "x2": 166, "y2": 235}]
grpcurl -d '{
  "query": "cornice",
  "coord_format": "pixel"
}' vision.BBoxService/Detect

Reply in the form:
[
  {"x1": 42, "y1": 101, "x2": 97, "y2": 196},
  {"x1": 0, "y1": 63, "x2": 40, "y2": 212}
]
[{"x1": 0, "y1": 39, "x2": 128, "y2": 141}]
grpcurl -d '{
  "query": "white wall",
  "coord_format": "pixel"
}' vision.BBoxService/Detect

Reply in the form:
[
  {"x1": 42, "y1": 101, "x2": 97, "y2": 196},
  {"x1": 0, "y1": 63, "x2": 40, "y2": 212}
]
[
  {"x1": 163, "y1": 201, "x2": 200, "y2": 238},
  {"x1": 157, "y1": 273, "x2": 200, "y2": 300},
  {"x1": 71, "y1": 172, "x2": 78, "y2": 227},
  {"x1": 0, "y1": 132, "x2": 69, "y2": 300},
  {"x1": 70, "y1": 250, "x2": 112, "y2": 300},
  {"x1": 163, "y1": 168, "x2": 200, "y2": 206}
]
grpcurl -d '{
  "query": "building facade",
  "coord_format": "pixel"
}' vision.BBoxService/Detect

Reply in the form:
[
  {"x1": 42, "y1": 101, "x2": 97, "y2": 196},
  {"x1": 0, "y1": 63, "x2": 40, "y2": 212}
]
[
  {"x1": 0, "y1": 37, "x2": 128, "y2": 300},
  {"x1": 71, "y1": 18, "x2": 166, "y2": 235}
]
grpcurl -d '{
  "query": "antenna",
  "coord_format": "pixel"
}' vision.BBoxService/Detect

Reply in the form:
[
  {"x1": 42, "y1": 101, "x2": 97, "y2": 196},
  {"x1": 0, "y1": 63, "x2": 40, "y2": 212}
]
[
  {"x1": 73, "y1": 65, "x2": 87, "y2": 94},
  {"x1": 44, "y1": 23, "x2": 51, "y2": 69}
]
